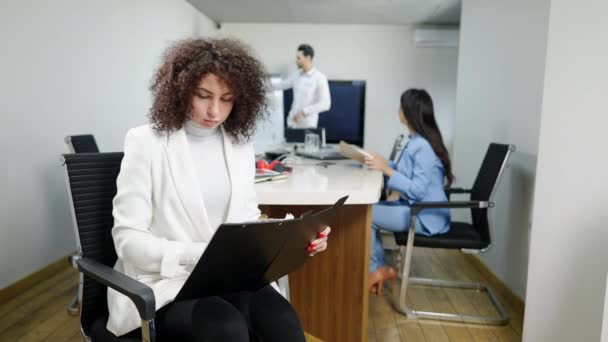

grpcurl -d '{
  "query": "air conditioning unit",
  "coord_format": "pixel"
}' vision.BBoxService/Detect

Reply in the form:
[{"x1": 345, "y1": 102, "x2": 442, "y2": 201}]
[{"x1": 413, "y1": 27, "x2": 459, "y2": 48}]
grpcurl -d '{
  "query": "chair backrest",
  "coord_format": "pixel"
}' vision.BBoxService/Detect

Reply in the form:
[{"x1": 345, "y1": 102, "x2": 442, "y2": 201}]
[
  {"x1": 62, "y1": 152, "x2": 123, "y2": 335},
  {"x1": 469, "y1": 143, "x2": 515, "y2": 244},
  {"x1": 65, "y1": 134, "x2": 100, "y2": 153},
  {"x1": 388, "y1": 134, "x2": 405, "y2": 162}
]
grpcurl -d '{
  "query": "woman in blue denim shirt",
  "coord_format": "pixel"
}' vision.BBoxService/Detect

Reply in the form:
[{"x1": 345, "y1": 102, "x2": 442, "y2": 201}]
[{"x1": 365, "y1": 89, "x2": 454, "y2": 294}]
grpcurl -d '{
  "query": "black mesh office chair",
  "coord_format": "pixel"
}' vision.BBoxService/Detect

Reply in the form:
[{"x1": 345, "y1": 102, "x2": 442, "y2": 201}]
[
  {"x1": 387, "y1": 143, "x2": 515, "y2": 325},
  {"x1": 62, "y1": 152, "x2": 156, "y2": 342},
  {"x1": 65, "y1": 134, "x2": 100, "y2": 153},
  {"x1": 62, "y1": 153, "x2": 290, "y2": 341},
  {"x1": 65, "y1": 134, "x2": 101, "y2": 316}
]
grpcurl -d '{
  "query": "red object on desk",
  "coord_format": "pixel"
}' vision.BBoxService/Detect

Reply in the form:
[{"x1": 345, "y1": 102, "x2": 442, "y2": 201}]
[{"x1": 256, "y1": 159, "x2": 292, "y2": 173}]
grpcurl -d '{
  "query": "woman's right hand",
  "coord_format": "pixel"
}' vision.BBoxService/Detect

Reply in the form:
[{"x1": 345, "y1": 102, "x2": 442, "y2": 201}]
[
  {"x1": 364, "y1": 152, "x2": 394, "y2": 176},
  {"x1": 308, "y1": 226, "x2": 331, "y2": 256}
]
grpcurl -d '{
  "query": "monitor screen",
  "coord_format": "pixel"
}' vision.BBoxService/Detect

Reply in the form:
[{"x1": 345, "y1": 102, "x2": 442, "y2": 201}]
[{"x1": 283, "y1": 80, "x2": 366, "y2": 147}]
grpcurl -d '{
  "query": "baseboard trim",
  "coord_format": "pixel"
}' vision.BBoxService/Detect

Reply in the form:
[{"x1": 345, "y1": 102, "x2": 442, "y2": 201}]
[
  {"x1": 0, "y1": 253, "x2": 74, "y2": 304},
  {"x1": 464, "y1": 254, "x2": 525, "y2": 315}
]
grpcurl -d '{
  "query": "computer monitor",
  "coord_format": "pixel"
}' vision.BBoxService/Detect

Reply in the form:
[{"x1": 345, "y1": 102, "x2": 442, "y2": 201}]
[
  {"x1": 284, "y1": 127, "x2": 324, "y2": 144},
  {"x1": 283, "y1": 80, "x2": 366, "y2": 147}
]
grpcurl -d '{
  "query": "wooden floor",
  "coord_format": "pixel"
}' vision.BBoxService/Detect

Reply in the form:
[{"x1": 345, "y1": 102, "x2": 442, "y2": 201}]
[
  {"x1": 0, "y1": 247, "x2": 522, "y2": 342},
  {"x1": 0, "y1": 266, "x2": 81, "y2": 342},
  {"x1": 368, "y1": 247, "x2": 523, "y2": 342}
]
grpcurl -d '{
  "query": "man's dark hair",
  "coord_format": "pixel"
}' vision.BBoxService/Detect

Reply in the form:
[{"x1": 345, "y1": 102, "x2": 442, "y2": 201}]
[{"x1": 297, "y1": 44, "x2": 314, "y2": 59}]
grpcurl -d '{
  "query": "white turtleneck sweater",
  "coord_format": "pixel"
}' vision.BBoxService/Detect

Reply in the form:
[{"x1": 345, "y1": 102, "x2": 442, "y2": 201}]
[{"x1": 184, "y1": 120, "x2": 231, "y2": 235}]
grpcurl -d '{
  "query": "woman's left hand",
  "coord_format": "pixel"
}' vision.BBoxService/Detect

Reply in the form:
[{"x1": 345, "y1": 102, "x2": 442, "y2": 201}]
[{"x1": 308, "y1": 226, "x2": 331, "y2": 256}]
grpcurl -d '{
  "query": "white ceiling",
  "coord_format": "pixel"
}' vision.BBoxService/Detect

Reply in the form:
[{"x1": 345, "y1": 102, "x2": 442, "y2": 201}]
[{"x1": 187, "y1": 0, "x2": 461, "y2": 26}]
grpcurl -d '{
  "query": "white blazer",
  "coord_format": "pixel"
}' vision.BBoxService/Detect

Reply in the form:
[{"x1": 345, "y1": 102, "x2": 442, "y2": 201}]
[{"x1": 106, "y1": 124, "x2": 262, "y2": 336}]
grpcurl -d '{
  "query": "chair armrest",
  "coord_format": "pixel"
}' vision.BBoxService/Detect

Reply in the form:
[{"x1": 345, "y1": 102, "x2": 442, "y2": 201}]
[
  {"x1": 445, "y1": 187, "x2": 472, "y2": 194},
  {"x1": 76, "y1": 258, "x2": 156, "y2": 321},
  {"x1": 411, "y1": 200, "x2": 493, "y2": 216},
  {"x1": 444, "y1": 187, "x2": 472, "y2": 200}
]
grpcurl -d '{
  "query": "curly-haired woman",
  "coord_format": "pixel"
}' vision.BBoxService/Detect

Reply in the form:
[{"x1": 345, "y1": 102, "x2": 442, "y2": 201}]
[{"x1": 105, "y1": 38, "x2": 330, "y2": 341}]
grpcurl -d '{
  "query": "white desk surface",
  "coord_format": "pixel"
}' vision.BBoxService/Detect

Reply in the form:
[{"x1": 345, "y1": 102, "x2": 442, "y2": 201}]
[{"x1": 255, "y1": 159, "x2": 383, "y2": 205}]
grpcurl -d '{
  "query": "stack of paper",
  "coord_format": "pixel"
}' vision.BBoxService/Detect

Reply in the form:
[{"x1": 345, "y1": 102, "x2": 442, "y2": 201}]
[{"x1": 255, "y1": 168, "x2": 288, "y2": 183}]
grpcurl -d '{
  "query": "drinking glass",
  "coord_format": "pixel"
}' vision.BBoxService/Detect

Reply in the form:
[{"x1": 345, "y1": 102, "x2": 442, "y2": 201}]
[{"x1": 304, "y1": 133, "x2": 320, "y2": 153}]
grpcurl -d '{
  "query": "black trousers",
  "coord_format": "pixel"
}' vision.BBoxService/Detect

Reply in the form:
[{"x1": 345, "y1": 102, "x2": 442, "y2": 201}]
[{"x1": 154, "y1": 285, "x2": 306, "y2": 342}]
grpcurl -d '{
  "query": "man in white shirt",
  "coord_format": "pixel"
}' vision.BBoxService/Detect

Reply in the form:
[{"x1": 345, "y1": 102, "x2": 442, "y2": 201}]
[{"x1": 276, "y1": 44, "x2": 331, "y2": 128}]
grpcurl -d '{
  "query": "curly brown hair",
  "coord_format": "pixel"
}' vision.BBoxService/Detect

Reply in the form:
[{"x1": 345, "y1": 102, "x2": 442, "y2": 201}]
[{"x1": 149, "y1": 38, "x2": 268, "y2": 141}]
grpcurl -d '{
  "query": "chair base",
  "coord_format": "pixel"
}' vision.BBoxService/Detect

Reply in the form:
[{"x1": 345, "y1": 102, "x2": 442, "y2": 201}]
[
  {"x1": 386, "y1": 226, "x2": 509, "y2": 326},
  {"x1": 387, "y1": 276, "x2": 510, "y2": 325},
  {"x1": 66, "y1": 292, "x2": 80, "y2": 316}
]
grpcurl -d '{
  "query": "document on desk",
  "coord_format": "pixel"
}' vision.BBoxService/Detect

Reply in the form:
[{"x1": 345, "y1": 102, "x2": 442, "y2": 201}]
[
  {"x1": 339, "y1": 140, "x2": 372, "y2": 163},
  {"x1": 175, "y1": 196, "x2": 349, "y2": 300},
  {"x1": 254, "y1": 174, "x2": 288, "y2": 183},
  {"x1": 255, "y1": 168, "x2": 289, "y2": 183}
]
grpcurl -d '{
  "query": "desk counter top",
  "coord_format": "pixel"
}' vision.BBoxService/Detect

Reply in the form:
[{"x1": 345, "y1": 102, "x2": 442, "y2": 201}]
[{"x1": 255, "y1": 160, "x2": 382, "y2": 205}]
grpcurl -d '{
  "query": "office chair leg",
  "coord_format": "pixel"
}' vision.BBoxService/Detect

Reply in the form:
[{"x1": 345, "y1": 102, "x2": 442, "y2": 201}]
[
  {"x1": 142, "y1": 319, "x2": 156, "y2": 342},
  {"x1": 386, "y1": 220, "x2": 510, "y2": 325},
  {"x1": 66, "y1": 253, "x2": 81, "y2": 316},
  {"x1": 66, "y1": 292, "x2": 79, "y2": 316},
  {"x1": 387, "y1": 220, "x2": 417, "y2": 317},
  {"x1": 402, "y1": 277, "x2": 509, "y2": 325}
]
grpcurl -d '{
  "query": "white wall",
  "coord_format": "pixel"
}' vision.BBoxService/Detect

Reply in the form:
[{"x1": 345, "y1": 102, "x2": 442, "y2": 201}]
[
  {"x1": 523, "y1": 0, "x2": 608, "y2": 340},
  {"x1": 452, "y1": 0, "x2": 550, "y2": 298},
  {"x1": 217, "y1": 23, "x2": 458, "y2": 155},
  {"x1": 0, "y1": 0, "x2": 216, "y2": 288}
]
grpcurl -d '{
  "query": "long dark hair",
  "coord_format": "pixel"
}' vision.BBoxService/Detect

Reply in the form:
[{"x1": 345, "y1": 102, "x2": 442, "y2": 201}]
[{"x1": 401, "y1": 89, "x2": 454, "y2": 186}]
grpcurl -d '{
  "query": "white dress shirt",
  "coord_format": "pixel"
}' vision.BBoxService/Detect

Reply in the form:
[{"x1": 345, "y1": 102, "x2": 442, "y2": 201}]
[{"x1": 277, "y1": 67, "x2": 331, "y2": 128}]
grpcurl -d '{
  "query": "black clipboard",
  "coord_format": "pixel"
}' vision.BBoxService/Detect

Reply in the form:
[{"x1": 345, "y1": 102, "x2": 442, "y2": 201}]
[{"x1": 175, "y1": 196, "x2": 348, "y2": 300}]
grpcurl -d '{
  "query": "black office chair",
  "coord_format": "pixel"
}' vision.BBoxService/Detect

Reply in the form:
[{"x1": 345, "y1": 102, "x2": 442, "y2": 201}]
[
  {"x1": 62, "y1": 153, "x2": 287, "y2": 341},
  {"x1": 65, "y1": 134, "x2": 100, "y2": 153},
  {"x1": 64, "y1": 134, "x2": 101, "y2": 316},
  {"x1": 62, "y1": 152, "x2": 156, "y2": 342},
  {"x1": 387, "y1": 143, "x2": 515, "y2": 325}
]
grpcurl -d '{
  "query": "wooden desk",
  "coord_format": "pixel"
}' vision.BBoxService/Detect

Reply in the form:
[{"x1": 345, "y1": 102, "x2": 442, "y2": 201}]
[{"x1": 257, "y1": 160, "x2": 381, "y2": 342}]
